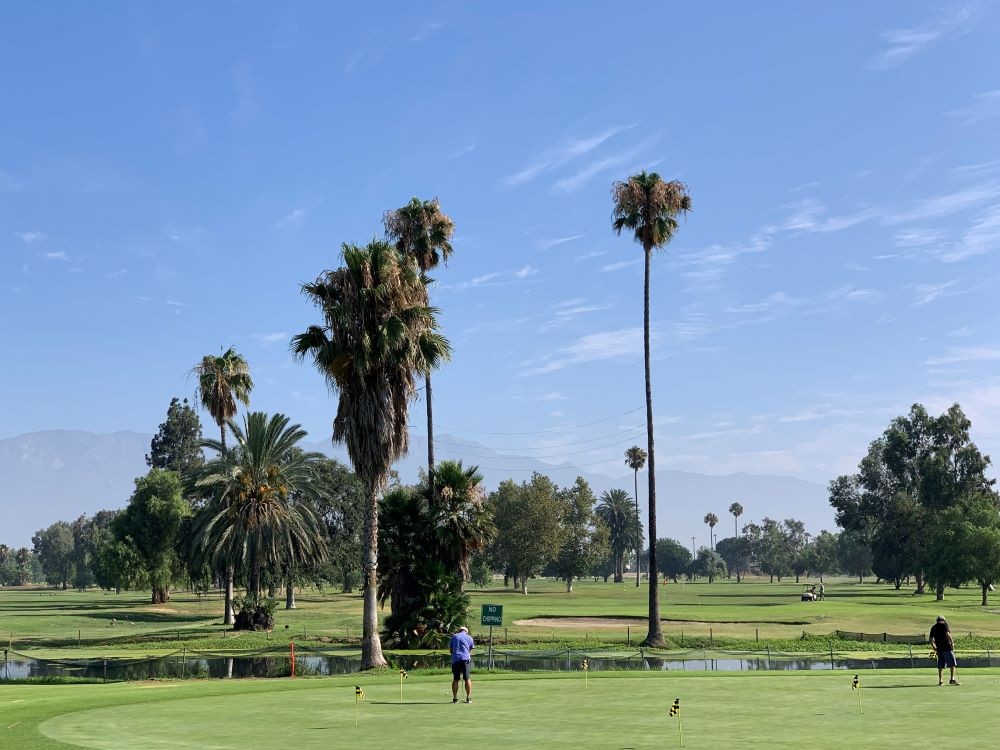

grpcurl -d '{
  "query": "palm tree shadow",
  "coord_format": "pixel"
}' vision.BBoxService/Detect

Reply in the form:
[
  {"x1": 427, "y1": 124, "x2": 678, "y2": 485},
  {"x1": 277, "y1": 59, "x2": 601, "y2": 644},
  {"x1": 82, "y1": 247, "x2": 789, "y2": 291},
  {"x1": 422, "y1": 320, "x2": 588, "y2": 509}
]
[
  {"x1": 865, "y1": 684, "x2": 936, "y2": 689},
  {"x1": 369, "y1": 701, "x2": 442, "y2": 705}
]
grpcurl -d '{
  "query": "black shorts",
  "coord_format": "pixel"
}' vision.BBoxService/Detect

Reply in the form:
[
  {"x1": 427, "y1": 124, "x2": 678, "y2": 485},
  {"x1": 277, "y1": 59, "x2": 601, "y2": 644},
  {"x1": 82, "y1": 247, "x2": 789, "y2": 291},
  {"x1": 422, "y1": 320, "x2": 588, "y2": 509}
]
[{"x1": 452, "y1": 660, "x2": 471, "y2": 680}]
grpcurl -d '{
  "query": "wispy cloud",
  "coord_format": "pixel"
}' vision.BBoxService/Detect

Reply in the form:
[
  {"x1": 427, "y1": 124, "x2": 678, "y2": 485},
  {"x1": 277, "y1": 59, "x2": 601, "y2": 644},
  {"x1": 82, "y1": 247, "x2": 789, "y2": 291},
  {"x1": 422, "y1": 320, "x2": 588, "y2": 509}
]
[
  {"x1": 449, "y1": 143, "x2": 476, "y2": 159},
  {"x1": 601, "y1": 259, "x2": 641, "y2": 272},
  {"x1": 514, "y1": 264, "x2": 538, "y2": 279},
  {"x1": 254, "y1": 332, "x2": 288, "y2": 345},
  {"x1": 274, "y1": 207, "x2": 305, "y2": 228},
  {"x1": 888, "y1": 182, "x2": 1000, "y2": 224},
  {"x1": 535, "y1": 234, "x2": 584, "y2": 250},
  {"x1": 911, "y1": 279, "x2": 959, "y2": 306},
  {"x1": 523, "y1": 327, "x2": 646, "y2": 375},
  {"x1": 409, "y1": 21, "x2": 445, "y2": 43},
  {"x1": 165, "y1": 300, "x2": 184, "y2": 307},
  {"x1": 551, "y1": 136, "x2": 657, "y2": 193},
  {"x1": 574, "y1": 250, "x2": 607, "y2": 261},
  {"x1": 15, "y1": 231, "x2": 45, "y2": 243},
  {"x1": 105, "y1": 269, "x2": 127, "y2": 279},
  {"x1": 894, "y1": 228, "x2": 945, "y2": 247},
  {"x1": 953, "y1": 160, "x2": 1000, "y2": 178},
  {"x1": 868, "y1": 3, "x2": 980, "y2": 70},
  {"x1": 949, "y1": 326, "x2": 972, "y2": 338},
  {"x1": 946, "y1": 88, "x2": 1000, "y2": 126},
  {"x1": 938, "y1": 204, "x2": 1000, "y2": 262},
  {"x1": 501, "y1": 124, "x2": 636, "y2": 187},
  {"x1": 925, "y1": 346, "x2": 1000, "y2": 366},
  {"x1": 43, "y1": 251, "x2": 69, "y2": 262},
  {"x1": 534, "y1": 392, "x2": 568, "y2": 402}
]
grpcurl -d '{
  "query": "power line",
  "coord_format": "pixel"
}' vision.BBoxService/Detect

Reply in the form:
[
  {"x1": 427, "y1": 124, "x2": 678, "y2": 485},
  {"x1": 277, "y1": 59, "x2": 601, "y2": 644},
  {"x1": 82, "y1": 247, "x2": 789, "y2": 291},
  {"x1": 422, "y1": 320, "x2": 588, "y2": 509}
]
[
  {"x1": 433, "y1": 432, "x2": 647, "y2": 461},
  {"x1": 413, "y1": 424, "x2": 645, "y2": 452},
  {"x1": 449, "y1": 455, "x2": 626, "y2": 473},
  {"x1": 430, "y1": 406, "x2": 645, "y2": 435}
]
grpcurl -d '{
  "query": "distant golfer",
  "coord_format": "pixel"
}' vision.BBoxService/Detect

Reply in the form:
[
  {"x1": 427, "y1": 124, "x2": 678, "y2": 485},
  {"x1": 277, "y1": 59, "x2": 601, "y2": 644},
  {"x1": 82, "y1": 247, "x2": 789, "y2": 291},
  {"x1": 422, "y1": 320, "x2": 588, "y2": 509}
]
[
  {"x1": 818, "y1": 582, "x2": 825, "y2": 601},
  {"x1": 450, "y1": 626, "x2": 474, "y2": 703},
  {"x1": 930, "y1": 616, "x2": 959, "y2": 685}
]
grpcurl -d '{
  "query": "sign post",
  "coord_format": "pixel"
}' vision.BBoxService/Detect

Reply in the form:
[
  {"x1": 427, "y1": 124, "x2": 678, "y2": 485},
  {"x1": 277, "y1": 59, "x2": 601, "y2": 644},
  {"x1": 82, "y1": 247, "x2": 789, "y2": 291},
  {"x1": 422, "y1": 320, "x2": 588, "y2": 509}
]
[{"x1": 481, "y1": 604, "x2": 503, "y2": 671}]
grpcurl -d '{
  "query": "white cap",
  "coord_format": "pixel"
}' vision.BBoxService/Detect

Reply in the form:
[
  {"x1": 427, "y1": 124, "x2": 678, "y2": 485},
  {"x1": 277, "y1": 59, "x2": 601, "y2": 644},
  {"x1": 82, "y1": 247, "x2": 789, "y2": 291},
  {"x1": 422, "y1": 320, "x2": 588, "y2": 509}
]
[{"x1": 459, "y1": 626, "x2": 469, "y2": 632}]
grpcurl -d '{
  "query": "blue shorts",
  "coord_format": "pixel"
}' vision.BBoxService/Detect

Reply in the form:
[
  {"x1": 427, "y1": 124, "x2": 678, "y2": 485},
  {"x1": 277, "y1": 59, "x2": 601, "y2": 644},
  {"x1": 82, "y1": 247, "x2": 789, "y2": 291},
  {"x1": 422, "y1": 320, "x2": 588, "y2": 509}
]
[
  {"x1": 937, "y1": 651, "x2": 957, "y2": 669},
  {"x1": 452, "y1": 660, "x2": 471, "y2": 680}
]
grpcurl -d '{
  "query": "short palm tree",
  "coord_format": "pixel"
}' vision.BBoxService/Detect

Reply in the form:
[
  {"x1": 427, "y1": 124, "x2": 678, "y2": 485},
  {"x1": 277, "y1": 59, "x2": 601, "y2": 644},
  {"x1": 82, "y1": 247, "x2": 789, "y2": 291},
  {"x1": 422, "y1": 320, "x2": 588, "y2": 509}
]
[
  {"x1": 292, "y1": 239, "x2": 451, "y2": 668},
  {"x1": 596, "y1": 489, "x2": 638, "y2": 583},
  {"x1": 384, "y1": 197, "x2": 455, "y2": 498},
  {"x1": 613, "y1": 172, "x2": 691, "y2": 647},
  {"x1": 704, "y1": 513, "x2": 719, "y2": 550},
  {"x1": 430, "y1": 460, "x2": 494, "y2": 587},
  {"x1": 190, "y1": 346, "x2": 253, "y2": 625},
  {"x1": 192, "y1": 412, "x2": 327, "y2": 611},
  {"x1": 729, "y1": 502, "x2": 744, "y2": 581},
  {"x1": 624, "y1": 445, "x2": 647, "y2": 587}
]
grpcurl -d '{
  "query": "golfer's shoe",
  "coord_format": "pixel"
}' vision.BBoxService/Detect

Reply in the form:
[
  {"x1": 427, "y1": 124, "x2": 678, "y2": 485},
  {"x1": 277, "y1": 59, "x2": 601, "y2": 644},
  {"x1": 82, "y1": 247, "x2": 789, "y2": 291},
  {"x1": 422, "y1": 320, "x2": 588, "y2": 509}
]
[
  {"x1": 950, "y1": 679, "x2": 961, "y2": 685},
  {"x1": 465, "y1": 698, "x2": 472, "y2": 703},
  {"x1": 452, "y1": 697, "x2": 459, "y2": 703}
]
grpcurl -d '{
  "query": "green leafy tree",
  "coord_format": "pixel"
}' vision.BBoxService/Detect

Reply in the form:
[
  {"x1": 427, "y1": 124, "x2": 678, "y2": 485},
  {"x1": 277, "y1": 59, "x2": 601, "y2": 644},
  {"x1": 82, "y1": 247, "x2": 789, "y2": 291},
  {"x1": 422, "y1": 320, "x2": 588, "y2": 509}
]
[
  {"x1": 597, "y1": 488, "x2": 641, "y2": 583},
  {"x1": 837, "y1": 530, "x2": 873, "y2": 583},
  {"x1": 715, "y1": 536, "x2": 748, "y2": 580},
  {"x1": 963, "y1": 498, "x2": 1000, "y2": 605},
  {"x1": 689, "y1": 547, "x2": 727, "y2": 583},
  {"x1": 613, "y1": 173, "x2": 691, "y2": 646},
  {"x1": 192, "y1": 413, "x2": 328, "y2": 621},
  {"x1": 654, "y1": 538, "x2": 692, "y2": 583},
  {"x1": 384, "y1": 197, "x2": 455, "y2": 497},
  {"x1": 811, "y1": 530, "x2": 840, "y2": 582},
  {"x1": 489, "y1": 474, "x2": 565, "y2": 594},
  {"x1": 93, "y1": 536, "x2": 148, "y2": 593},
  {"x1": 310, "y1": 458, "x2": 365, "y2": 593},
  {"x1": 553, "y1": 477, "x2": 610, "y2": 592},
  {"x1": 830, "y1": 403, "x2": 994, "y2": 593},
  {"x1": 293, "y1": 239, "x2": 450, "y2": 668},
  {"x1": 15, "y1": 547, "x2": 33, "y2": 586},
  {"x1": 32, "y1": 521, "x2": 75, "y2": 589},
  {"x1": 112, "y1": 469, "x2": 191, "y2": 603},
  {"x1": 624, "y1": 446, "x2": 647, "y2": 586},
  {"x1": 146, "y1": 397, "x2": 205, "y2": 476}
]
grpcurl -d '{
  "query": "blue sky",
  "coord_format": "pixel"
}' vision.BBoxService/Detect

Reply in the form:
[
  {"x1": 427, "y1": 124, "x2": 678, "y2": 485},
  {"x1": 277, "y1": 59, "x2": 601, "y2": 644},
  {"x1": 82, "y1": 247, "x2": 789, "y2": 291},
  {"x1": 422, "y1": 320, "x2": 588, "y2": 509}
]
[{"x1": 2, "y1": 2, "x2": 999, "y2": 486}]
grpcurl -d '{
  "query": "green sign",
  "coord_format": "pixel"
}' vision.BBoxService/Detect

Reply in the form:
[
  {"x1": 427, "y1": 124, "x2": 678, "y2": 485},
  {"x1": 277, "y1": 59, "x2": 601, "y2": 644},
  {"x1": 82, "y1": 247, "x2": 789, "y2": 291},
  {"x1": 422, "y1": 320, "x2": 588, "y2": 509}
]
[{"x1": 480, "y1": 604, "x2": 503, "y2": 627}]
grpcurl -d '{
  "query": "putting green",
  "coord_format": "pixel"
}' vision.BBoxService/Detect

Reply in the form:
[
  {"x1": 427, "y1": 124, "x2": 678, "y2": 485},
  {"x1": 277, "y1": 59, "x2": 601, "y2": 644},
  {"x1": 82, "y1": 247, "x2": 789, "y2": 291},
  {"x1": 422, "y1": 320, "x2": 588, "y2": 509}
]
[{"x1": 7, "y1": 671, "x2": 999, "y2": 749}]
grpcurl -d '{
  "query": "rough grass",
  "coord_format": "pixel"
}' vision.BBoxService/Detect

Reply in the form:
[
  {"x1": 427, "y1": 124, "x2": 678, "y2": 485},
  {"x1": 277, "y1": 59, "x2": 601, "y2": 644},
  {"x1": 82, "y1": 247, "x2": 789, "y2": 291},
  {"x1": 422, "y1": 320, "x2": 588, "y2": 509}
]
[
  {"x1": 3, "y1": 577, "x2": 1000, "y2": 656},
  {"x1": 3, "y1": 670, "x2": 1000, "y2": 749}
]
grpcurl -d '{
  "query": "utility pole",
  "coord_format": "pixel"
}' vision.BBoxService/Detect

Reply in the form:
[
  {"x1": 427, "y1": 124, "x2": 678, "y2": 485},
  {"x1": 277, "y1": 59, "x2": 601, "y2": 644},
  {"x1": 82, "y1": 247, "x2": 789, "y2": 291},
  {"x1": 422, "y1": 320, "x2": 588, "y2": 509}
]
[{"x1": 691, "y1": 536, "x2": 696, "y2": 558}]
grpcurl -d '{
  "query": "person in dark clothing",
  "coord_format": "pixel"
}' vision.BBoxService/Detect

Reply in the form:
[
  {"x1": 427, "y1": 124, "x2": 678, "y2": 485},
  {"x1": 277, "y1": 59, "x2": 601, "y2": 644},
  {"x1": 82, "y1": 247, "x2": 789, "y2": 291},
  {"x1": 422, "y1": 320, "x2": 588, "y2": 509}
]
[{"x1": 929, "y1": 616, "x2": 959, "y2": 685}]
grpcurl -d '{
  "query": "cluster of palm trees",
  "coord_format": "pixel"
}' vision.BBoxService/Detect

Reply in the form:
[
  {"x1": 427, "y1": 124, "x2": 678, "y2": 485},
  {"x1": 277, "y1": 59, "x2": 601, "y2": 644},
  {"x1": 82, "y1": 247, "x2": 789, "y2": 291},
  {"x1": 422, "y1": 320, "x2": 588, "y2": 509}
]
[{"x1": 180, "y1": 173, "x2": 693, "y2": 660}]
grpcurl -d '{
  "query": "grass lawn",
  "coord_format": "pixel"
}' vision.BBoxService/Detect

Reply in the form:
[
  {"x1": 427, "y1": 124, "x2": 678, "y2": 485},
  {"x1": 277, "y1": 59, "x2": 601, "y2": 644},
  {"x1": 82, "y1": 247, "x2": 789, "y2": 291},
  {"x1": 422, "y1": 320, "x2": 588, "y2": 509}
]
[
  {"x1": 3, "y1": 577, "x2": 1000, "y2": 654},
  {"x1": 3, "y1": 669, "x2": 999, "y2": 749}
]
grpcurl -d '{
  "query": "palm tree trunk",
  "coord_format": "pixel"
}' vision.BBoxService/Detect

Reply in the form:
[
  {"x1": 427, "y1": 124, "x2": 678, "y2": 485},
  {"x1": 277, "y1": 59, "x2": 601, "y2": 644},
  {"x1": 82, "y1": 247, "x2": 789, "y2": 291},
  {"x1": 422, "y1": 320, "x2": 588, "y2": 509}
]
[
  {"x1": 286, "y1": 583, "x2": 296, "y2": 609},
  {"x1": 425, "y1": 372, "x2": 435, "y2": 498},
  {"x1": 734, "y1": 515, "x2": 740, "y2": 582},
  {"x1": 642, "y1": 245, "x2": 664, "y2": 647},
  {"x1": 361, "y1": 481, "x2": 387, "y2": 668},
  {"x1": 224, "y1": 567, "x2": 234, "y2": 625},
  {"x1": 634, "y1": 469, "x2": 641, "y2": 587}
]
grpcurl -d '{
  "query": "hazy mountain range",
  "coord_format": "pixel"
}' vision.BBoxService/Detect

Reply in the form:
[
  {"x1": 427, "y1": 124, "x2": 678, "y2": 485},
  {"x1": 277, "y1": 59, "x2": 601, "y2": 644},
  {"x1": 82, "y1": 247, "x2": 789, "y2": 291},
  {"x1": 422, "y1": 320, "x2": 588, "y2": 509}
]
[{"x1": 0, "y1": 430, "x2": 834, "y2": 548}]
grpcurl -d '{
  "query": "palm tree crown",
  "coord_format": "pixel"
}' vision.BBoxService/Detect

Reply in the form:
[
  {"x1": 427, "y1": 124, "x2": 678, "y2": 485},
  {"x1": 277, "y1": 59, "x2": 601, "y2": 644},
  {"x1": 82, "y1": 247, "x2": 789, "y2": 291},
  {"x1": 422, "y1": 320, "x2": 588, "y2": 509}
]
[
  {"x1": 596, "y1": 489, "x2": 639, "y2": 583},
  {"x1": 191, "y1": 347, "x2": 253, "y2": 448},
  {"x1": 430, "y1": 460, "x2": 494, "y2": 583},
  {"x1": 383, "y1": 197, "x2": 455, "y2": 275},
  {"x1": 612, "y1": 172, "x2": 691, "y2": 252}
]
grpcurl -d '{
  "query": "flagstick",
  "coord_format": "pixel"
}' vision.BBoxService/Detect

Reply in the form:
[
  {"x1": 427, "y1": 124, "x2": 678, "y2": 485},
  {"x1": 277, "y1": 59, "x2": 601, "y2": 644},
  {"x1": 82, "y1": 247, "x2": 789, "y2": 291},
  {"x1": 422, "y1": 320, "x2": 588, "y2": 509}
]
[
  {"x1": 400, "y1": 672, "x2": 404, "y2": 704},
  {"x1": 678, "y1": 717, "x2": 684, "y2": 748},
  {"x1": 355, "y1": 694, "x2": 359, "y2": 728},
  {"x1": 858, "y1": 684, "x2": 863, "y2": 717}
]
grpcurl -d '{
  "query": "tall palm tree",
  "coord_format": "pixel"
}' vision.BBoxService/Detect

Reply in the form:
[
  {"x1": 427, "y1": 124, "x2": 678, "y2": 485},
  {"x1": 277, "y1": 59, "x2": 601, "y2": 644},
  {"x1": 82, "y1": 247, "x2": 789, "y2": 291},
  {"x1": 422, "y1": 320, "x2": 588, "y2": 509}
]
[
  {"x1": 704, "y1": 513, "x2": 719, "y2": 550},
  {"x1": 430, "y1": 459, "x2": 494, "y2": 587},
  {"x1": 384, "y1": 197, "x2": 455, "y2": 499},
  {"x1": 624, "y1": 446, "x2": 647, "y2": 587},
  {"x1": 729, "y1": 502, "x2": 744, "y2": 582},
  {"x1": 191, "y1": 347, "x2": 253, "y2": 450},
  {"x1": 193, "y1": 413, "x2": 327, "y2": 603},
  {"x1": 190, "y1": 346, "x2": 253, "y2": 626},
  {"x1": 596, "y1": 489, "x2": 638, "y2": 583},
  {"x1": 613, "y1": 173, "x2": 691, "y2": 646},
  {"x1": 292, "y1": 239, "x2": 451, "y2": 668}
]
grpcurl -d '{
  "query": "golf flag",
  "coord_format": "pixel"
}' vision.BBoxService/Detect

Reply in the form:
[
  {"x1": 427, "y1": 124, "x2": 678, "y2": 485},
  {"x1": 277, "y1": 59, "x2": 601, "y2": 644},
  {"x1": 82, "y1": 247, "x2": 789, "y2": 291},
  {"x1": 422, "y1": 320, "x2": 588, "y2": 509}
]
[
  {"x1": 355, "y1": 686, "x2": 365, "y2": 699},
  {"x1": 582, "y1": 659, "x2": 589, "y2": 671},
  {"x1": 582, "y1": 658, "x2": 589, "y2": 691},
  {"x1": 399, "y1": 668, "x2": 408, "y2": 679},
  {"x1": 399, "y1": 668, "x2": 407, "y2": 703},
  {"x1": 669, "y1": 699, "x2": 683, "y2": 747},
  {"x1": 852, "y1": 675, "x2": 859, "y2": 690},
  {"x1": 852, "y1": 675, "x2": 863, "y2": 716}
]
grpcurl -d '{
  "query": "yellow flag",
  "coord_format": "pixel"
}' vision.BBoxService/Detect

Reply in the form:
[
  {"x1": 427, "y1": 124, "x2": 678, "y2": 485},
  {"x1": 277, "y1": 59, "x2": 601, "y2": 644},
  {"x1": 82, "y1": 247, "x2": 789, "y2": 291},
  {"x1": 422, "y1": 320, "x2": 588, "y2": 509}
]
[
  {"x1": 355, "y1": 686, "x2": 365, "y2": 699},
  {"x1": 669, "y1": 698, "x2": 680, "y2": 717},
  {"x1": 852, "y1": 675, "x2": 859, "y2": 691}
]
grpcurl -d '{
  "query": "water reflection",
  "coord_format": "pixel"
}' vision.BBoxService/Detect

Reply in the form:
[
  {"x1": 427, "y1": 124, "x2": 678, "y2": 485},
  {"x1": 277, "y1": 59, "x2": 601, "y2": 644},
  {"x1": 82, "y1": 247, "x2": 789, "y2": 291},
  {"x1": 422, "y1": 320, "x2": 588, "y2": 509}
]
[{"x1": 3, "y1": 651, "x2": 996, "y2": 681}]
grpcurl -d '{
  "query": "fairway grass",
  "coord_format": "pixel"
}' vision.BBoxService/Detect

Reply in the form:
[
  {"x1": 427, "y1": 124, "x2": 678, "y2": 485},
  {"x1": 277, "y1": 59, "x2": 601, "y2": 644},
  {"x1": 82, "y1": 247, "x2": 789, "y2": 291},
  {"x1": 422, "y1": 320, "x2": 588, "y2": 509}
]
[
  {"x1": 4, "y1": 670, "x2": 1000, "y2": 749},
  {"x1": 4, "y1": 578, "x2": 1000, "y2": 654}
]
